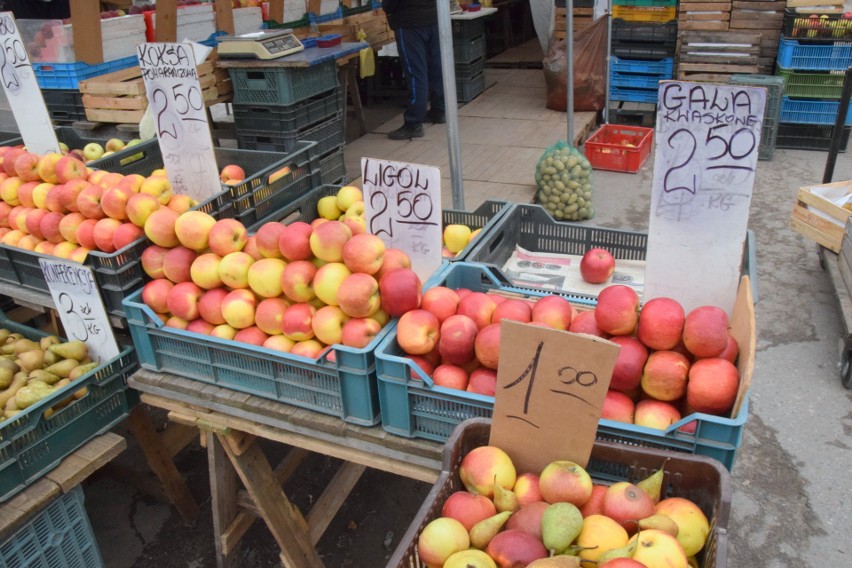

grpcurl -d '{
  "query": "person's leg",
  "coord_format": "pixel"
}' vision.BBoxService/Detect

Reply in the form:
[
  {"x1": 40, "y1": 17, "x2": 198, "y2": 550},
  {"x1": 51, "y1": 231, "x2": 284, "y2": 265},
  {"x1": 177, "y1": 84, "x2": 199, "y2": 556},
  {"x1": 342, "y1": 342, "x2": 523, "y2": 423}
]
[
  {"x1": 426, "y1": 23, "x2": 445, "y2": 123},
  {"x1": 389, "y1": 26, "x2": 429, "y2": 139}
]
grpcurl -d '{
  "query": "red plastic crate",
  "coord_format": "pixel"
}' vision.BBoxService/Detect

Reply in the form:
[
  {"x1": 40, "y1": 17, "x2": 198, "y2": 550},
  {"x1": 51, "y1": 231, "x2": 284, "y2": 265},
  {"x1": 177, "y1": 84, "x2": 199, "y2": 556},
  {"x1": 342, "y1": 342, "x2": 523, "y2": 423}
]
[{"x1": 584, "y1": 124, "x2": 654, "y2": 173}]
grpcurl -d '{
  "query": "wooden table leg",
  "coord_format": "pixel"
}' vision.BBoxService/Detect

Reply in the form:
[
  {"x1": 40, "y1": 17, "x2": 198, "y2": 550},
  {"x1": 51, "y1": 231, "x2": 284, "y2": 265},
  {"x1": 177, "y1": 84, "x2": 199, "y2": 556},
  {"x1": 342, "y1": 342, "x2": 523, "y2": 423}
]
[
  {"x1": 126, "y1": 405, "x2": 199, "y2": 520},
  {"x1": 218, "y1": 432, "x2": 324, "y2": 568},
  {"x1": 208, "y1": 432, "x2": 241, "y2": 568}
]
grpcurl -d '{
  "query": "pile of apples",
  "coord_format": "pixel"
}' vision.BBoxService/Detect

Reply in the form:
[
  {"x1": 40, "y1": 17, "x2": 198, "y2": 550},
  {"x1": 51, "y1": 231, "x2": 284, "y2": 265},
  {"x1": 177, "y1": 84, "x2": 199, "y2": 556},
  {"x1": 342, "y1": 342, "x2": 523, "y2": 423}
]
[
  {"x1": 442, "y1": 224, "x2": 481, "y2": 258},
  {"x1": 417, "y1": 446, "x2": 712, "y2": 567},
  {"x1": 0, "y1": 147, "x2": 208, "y2": 262},
  {"x1": 139, "y1": 185, "x2": 427, "y2": 356}
]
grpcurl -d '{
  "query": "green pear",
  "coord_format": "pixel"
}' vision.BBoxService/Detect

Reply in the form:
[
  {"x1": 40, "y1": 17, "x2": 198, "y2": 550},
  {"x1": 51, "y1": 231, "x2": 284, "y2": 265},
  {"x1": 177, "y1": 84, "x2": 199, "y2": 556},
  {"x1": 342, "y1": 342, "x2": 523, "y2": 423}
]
[
  {"x1": 638, "y1": 514, "x2": 679, "y2": 537},
  {"x1": 15, "y1": 381, "x2": 55, "y2": 409},
  {"x1": 527, "y1": 556, "x2": 582, "y2": 568},
  {"x1": 493, "y1": 481, "x2": 520, "y2": 513},
  {"x1": 0, "y1": 329, "x2": 10, "y2": 343},
  {"x1": 541, "y1": 502, "x2": 583, "y2": 554},
  {"x1": 45, "y1": 359, "x2": 79, "y2": 379},
  {"x1": 636, "y1": 459, "x2": 668, "y2": 504},
  {"x1": 597, "y1": 537, "x2": 639, "y2": 563},
  {"x1": 68, "y1": 362, "x2": 99, "y2": 380},
  {"x1": 469, "y1": 510, "x2": 512, "y2": 550},
  {"x1": 48, "y1": 340, "x2": 88, "y2": 362},
  {"x1": 17, "y1": 350, "x2": 45, "y2": 372},
  {"x1": 0, "y1": 367, "x2": 13, "y2": 389},
  {"x1": 42, "y1": 349, "x2": 61, "y2": 366},
  {"x1": 28, "y1": 370, "x2": 61, "y2": 385},
  {"x1": 13, "y1": 338, "x2": 40, "y2": 355},
  {"x1": 39, "y1": 335, "x2": 61, "y2": 351}
]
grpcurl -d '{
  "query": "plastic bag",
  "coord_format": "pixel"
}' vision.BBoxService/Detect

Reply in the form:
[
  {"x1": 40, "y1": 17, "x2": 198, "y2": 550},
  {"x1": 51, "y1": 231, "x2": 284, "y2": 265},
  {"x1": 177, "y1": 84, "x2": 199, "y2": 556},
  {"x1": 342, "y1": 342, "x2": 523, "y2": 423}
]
[
  {"x1": 534, "y1": 141, "x2": 595, "y2": 221},
  {"x1": 357, "y1": 30, "x2": 375, "y2": 79},
  {"x1": 542, "y1": 16, "x2": 607, "y2": 112}
]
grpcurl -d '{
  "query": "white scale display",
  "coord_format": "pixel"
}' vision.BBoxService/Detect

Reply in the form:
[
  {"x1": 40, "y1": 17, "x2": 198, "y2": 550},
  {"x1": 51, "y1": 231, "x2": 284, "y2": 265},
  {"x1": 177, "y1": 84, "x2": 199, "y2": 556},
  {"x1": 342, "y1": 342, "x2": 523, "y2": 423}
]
[{"x1": 218, "y1": 29, "x2": 305, "y2": 60}]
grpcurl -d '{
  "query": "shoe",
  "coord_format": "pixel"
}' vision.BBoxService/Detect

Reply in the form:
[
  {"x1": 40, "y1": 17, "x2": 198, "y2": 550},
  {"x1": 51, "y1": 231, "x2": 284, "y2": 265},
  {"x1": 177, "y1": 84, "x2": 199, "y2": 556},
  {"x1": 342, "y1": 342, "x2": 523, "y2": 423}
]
[
  {"x1": 388, "y1": 124, "x2": 424, "y2": 140},
  {"x1": 428, "y1": 109, "x2": 446, "y2": 124}
]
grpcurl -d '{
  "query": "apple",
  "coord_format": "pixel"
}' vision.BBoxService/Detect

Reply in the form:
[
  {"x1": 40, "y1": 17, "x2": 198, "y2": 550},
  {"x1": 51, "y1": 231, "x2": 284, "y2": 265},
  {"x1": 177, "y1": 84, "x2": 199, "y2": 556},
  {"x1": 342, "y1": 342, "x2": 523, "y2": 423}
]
[
  {"x1": 279, "y1": 259, "x2": 317, "y2": 303},
  {"x1": 634, "y1": 399, "x2": 682, "y2": 430},
  {"x1": 601, "y1": 389, "x2": 635, "y2": 423},
  {"x1": 2, "y1": 148, "x2": 25, "y2": 177},
  {"x1": 233, "y1": 326, "x2": 269, "y2": 346},
  {"x1": 144, "y1": 207, "x2": 180, "y2": 248},
  {"x1": 602, "y1": 481, "x2": 656, "y2": 532},
  {"x1": 641, "y1": 350, "x2": 690, "y2": 401},
  {"x1": 141, "y1": 245, "x2": 170, "y2": 279},
  {"x1": 341, "y1": 233, "x2": 385, "y2": 275},
  {"x1": 208, "y1": 218, "x2": 248, "y2": 256},
  {"x1": 167, "y1": 194, "x2": 197, "y2": 214},
  {"x1": 686, "y1": 357, "x2": 739, "y2": 415},
  {"x1": 247, "y1": 257, "x2": 287, "y2": 298},
  {"x1": 443, "y1": 224, "x2": 472, "y2": 255},
  {"x1": 254, "y1": 222, "x2": 286, "y2": 259},
  {"x1": 441, "y1": 491, "x2": 497, "y2": 532},
  {"x1": 141, "y1": 278, "x2": 174, "y2": 313},
  {"x1": 396, "y1": 309, "x2": 440, "y2": 355},
  {"x1": 467, "y1": 367, "x2": 497, "y2": 396},
  {"x1": 17, "y1": 181, "x2": 39, "y2": 208},
  {"x1": 17, "y1": 234, "x2": 41, "y2": 250},
  {"x1": 31, "y1": 182, "x2": 53, "y2": 210},
  {"x1": 505, "y1": 500, "x2": 548, "y2": 539},
  {"x1": 220, "y1": 288, "x2": 257, "y2": 329},
  {"x1": 92, "y1": 218, "x2": 121, "y2": 252},
  {"x1": 82, "y1": 143, "x2": 105, "y2": 162},
  {"x1": 420, "y1": 286, "x2": 460, "y2": 324},
  {"x1": 538, "y1": 460, "x2": 592, "y2": 506},
  {"x1": 609, "y1": 336, "x2": 648, "y2": 392},
  {"x1": 101, "y1": 186, "x2": 133, "y2": 220},
  {"x1": 335, "y1": 185, "x2": 363, "y2": 212},
  {"x1": 486, "y1": 529, "x2": 547, "y2": 568},
  {"x1": 473, "y1": 323, "x2": 501, "y2": 370},
  {"x1": 340, "y1": 317, "x2": 382, "y2": 348},
  {"x1": 455, "y1": 292, "x2": 497, "y2": 330},
  {"x1": 113, "y1": 222, "x2": 145, "y2": 250},
  {"x1": 290, "y1": 339, "x2": 325, "y2": 358},
  {"x1": 219, "y1": 163, "x2": 246, "y2": 184},
  {"x1": 278, "y1": 221, "x2": 313, "y2": 261},
  {"x1": 24, "y1": 209, "x2": 48, "y2": 239},
  {"x1": 531, "y1": 295, "x2": 573, "y2": 330},
  {"x1": 629, "y1": 529, "x2": 689, "y2": 568},
  {"x1": 74, "y1": 218, "x2": 99, "y2": 250},
  {"x1": 39, "y1": 211, "x2": 65, "y2": 244},
  {"x1": 459, "y1": 445, "x2": 516, "y2": 498},
  {"x1": 580, "y1": 247, "x2": 616, "y2": 284},
  {"x1": 76, "y1": 184, "x2": 106, "y2": 219},
  {"x1": 126, "y1": 192, "x2": 161, "y2": 228},
  {"x1": 432, "y1": 364, "x2": 469, "y2": 390},
  {"x1": 58, "y1": 179, "x2": 88, "y2": 213},
  {"x1": 317, "y1": 195, "x2": 342, "y2": 220},
  {"x1": 263, "y1": 335, "x2": 295, "y2": 353},
  {"x1": 336, "y1": 273, "x2": 380, "y2": 318},
  {"x1": 378, "y1": 268, "x2": 422, "y2": 317},
  {"x1": 309, "y1": 220, "x2": 352, "y2": 262},
  {"x1": 313, "y1": 262, "x2": 352, "y2": 307},
  {"x1": 139, "y1": 175, "x2": 173, "y2": 205},
  {"x1": 97, "y1": 172, "x2": 124, "y2": 190},
  {"x1": 491, "y1": 298, "x2": 532, "y2": 325},
  {"x1": 282, "y1": 303, "x2": 316, "y2": 341},
  {"x1": 682, "y1": 305, "x2": 729, "y2": 358},
  {"x1": 0, "y1": 229, "x2": 24, "y2": 247},
  {"x1": 595, "y1": 285, "x2": 640, "y2": 335},
  {"x1": 162, "y1": 246, "x2": 198, "y2": 283},
  {"x1": 417, "y1": 517, "x2": 470, "y2": 568},
  {"x1": 375, "y1": 247, "x2": 411, "y2": 280},
  {"x1": 576, "y1": 515, "x2": 629, "y2": 566},
  {"x1": 105, "y1": 138, "x2": 126, "y2": 153},
  {"x1": 34, "y1": 241, "x2": 55, "y2": 255},
  {"x1": 174, "y1": 210, "x2": 217, "y2": 252},
  {"x1": 198, "y1": 288, "x2": 228, "y2": 325},
  {"x1": 438, "y1": 314, "x2": 478, "y2": 365},
  {"x1": 637, "y1": 297, "x2": 685, "y2": 351},
  {"x1": 14, "y1": 152, "x2": 41, "y2": 182},
  {"x1": 54, "y1": 155, "x2": 88, "y2": 184},
  {"x1": 654, "y1": 497, "x2": 710, "y2": 557},
  {"x1": 311, "y1": 305, "x2": 349, "y2": 345},
  {"x1": 218, "y1": 251, "x2": 255, "y2": 289},
  {"x1": 35, "y1": 153, "x2": 62, "y2": 184}
]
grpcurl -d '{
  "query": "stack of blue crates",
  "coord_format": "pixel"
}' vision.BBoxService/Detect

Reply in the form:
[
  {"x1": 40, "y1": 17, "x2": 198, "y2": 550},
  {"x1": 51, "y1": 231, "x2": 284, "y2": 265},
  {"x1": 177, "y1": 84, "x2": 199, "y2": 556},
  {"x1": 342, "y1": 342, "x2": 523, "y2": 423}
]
[
  {"x1": 229, "y1": 61, "x2": 347, "y2": 185},
  {"x1": 775, "y1": 10, "x2": 852, "y2": 151},
  {"x1": 609, "y1": 0, "x2": 677, "y2": 106}
]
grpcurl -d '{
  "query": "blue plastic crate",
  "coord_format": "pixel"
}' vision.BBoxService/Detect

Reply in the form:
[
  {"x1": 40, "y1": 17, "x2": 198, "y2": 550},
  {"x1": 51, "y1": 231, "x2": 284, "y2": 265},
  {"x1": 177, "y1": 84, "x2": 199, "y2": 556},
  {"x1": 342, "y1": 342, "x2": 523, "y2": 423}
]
[
  {"x1": 308, "y1": 7, "x2": 344, "y2": 23},
  {"x1": 777, "y1": 38, "x2": 852, "y2": 71},
  {"x1": 0, "y1": 309, "x2": 137, "y2": 502},
  {"x1": 33, "y1": 55, "x2": 138, "y2": 90},
  {"x1": 610, "y1": 85, "x2": 659, "y2": 103},
  {"x1": 610, "y1": 55, "x2": 674, "y2": 75},
  {"x1": 0, "y1": 487, "x2": 103, "y2": 567},
  {"x1": 610, "y1": 71, "x2": 668, "y2": 90},
  {"x1": 780, "y1": 96, "x2": 852, "y2": 126},
  {"x1": 374, "y1": 262, "x2": 752, "y2": 470}
]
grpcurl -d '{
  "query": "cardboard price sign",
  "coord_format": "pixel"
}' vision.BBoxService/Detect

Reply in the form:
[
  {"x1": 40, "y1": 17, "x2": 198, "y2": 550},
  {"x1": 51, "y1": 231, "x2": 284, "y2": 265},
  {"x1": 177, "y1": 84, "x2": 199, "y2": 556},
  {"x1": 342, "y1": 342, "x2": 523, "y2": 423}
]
[
  {"x1": 645, "y1": 82, "x2": 766, "y2": 316},
  {"x1": 137, "y1": 42, "x2": 220, "y2": 202},
  {"x1": 361, "y1": 157, "x2": 443, "y2": 283},
  {"x1": 0, "y1": 12, "x2": 60, "y2": 154},
  {"x1": 39, "y1": 259, "x2": 120, "y2": 364},
  {"x1": 490, "y1": 321, "x2": 620, "y2": 473}
]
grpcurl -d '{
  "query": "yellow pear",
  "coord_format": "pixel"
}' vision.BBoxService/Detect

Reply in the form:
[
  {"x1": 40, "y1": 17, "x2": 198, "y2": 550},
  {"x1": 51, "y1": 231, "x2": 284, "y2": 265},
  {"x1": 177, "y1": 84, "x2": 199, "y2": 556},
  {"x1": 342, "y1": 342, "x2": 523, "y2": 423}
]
[
  {"x1": 47, "y1": 340, "x2": 88, "y2": 361},
  {"x1": 45, "y1": 359, "x2": 80, "y2": 379}
]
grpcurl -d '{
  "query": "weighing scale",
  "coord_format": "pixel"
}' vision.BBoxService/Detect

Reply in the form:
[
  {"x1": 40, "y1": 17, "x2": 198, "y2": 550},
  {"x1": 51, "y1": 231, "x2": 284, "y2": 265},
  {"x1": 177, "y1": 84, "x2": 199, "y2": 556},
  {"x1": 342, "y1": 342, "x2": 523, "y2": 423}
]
[{"x1": 217, "y1": 30, "x2": 305, "y2": 60}]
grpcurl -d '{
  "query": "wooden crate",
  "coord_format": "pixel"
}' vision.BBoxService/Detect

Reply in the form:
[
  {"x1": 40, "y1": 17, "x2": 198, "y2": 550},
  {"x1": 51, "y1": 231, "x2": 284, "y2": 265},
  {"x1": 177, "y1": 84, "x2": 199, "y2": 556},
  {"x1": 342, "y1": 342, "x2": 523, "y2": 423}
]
[
  {"x1": 677, "y1": 31, "x2": 761, "y2": 78},
  {"x1": 679, "y1": 1, "x2": 732, "y2": 31},
  {"x1": 317, "y1": 9, "x2": 394, "y2": 49},
  {"x1": 553, "y1": 7, "x2": 594, "y2": 41},
  {"x1": 79, "y1": 57, "x2": 230, "y2": 124},
  {"x1": 790, "y1": 180, "x2": 852, "y2": 253}
]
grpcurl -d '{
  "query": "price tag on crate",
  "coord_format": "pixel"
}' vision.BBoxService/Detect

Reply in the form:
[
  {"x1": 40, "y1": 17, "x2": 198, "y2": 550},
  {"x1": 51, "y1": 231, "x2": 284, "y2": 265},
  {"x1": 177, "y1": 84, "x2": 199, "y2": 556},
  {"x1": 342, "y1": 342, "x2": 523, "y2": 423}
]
[
  {"x1": 137, "y1": 42, "x2": 220, "y2": 202},
  {"x1": 361, "y1": 157, "x2": 443, "y2": 283},
  {"x1": 0, "y1": 12, "x2": 60, "y2": 154},
  {"x1": 645, "y1": 82, "x2": 766, "y2": 316},
  {"x1": 490, "y1": 320, "x2": 619, "y2": 472},
  {"x1": 38, "y1": 258, "x2": 120, "y2": 363}
]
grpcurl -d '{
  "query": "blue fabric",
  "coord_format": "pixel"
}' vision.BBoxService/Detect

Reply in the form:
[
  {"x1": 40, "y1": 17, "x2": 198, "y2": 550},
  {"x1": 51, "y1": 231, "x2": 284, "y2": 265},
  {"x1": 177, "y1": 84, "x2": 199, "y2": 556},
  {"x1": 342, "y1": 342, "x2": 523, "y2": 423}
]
[{"x1": 396, "y1": 23, "x2": 445, "y2": 127}]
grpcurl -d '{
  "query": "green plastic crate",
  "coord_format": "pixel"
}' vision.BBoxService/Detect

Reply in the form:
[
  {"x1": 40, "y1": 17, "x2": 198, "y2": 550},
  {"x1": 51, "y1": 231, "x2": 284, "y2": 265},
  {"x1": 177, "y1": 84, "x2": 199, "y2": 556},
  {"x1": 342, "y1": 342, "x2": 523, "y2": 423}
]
[
  {"x1": 0, "y1": 310, "x2": 137, "y2": 502},
  {"x1": 319, "y1": 149, "x2": 348, "y2": 186},
  {"x1": 730, "y1": 74, "x2": 785, "y2": 161},
  {"x1": 776, "y1": 67, "x2": 845, "y2": 99},
  {"x1": 228, "y1": 61, "x2": 340, "y2": 106},
  {"x1": 0, "y1": 486, "x2": 103, "y2": 567}
]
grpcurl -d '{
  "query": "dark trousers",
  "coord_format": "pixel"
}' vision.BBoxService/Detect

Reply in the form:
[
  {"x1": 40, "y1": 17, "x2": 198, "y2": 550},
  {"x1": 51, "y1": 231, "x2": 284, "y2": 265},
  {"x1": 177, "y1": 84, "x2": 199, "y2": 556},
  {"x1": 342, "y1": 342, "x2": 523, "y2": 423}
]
[{"x1": 395, "y1": 23, "x2": 445, "y2": 126}]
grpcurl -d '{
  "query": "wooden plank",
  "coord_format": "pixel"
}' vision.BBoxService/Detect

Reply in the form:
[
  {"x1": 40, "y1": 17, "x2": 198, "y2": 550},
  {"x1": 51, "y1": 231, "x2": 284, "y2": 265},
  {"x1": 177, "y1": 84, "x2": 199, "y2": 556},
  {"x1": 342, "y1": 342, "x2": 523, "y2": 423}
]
[
  {"x1": 680, "y1": 30, "x2": 763, "y2": 43},
  {"x1": 81, "y1": 94, "x2": 148, "y2": 110},
  {"x1": 306, "y1": 462, "x2": 366, "y2": 544},
  {"x1": 679, "y1": 20, "x2": 732, "y2": 30},
  {"x1": 733, "y1": 0, "x2": 786, "y2": 7},
  {"x1": 677, "y1": 71, "x2": 740, "y2": 82},
  {"x1": 790, "y1": 213, "x2": 842, "y2": 252},
  {"x1": 161, "y1": 422, "x2": 199, "y2": 458},
  {"x1": 679, "y1": 12, "x2": 731, "y2": 21},
  {"x1": 730, "y1": 19, "x2": 785, "y2": 29},
  {"x1": 680, "y1": 2, "x2": 733, "y2": 9},
  {"x1": 218, "y1": 432, "x2": 323, "y2": 568},
  {"x1": 84, "y1": 108, "x2": 147, "y2": 123},
  {"x1": 208, "y1": 433, "x2": 242, "y2": 567},
  {"x1": 678, "y1": 62, "x2": 760, "y2": 73},
  {"x1": 45, "y1": 433, "x2": 126, "y2": 493}
]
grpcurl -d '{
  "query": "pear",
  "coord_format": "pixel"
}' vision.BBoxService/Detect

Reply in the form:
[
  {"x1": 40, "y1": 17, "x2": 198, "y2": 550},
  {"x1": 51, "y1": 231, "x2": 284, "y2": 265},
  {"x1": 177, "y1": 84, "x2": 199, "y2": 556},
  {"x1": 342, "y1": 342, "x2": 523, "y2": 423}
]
[
  {"x1": 527, "y1": 556, "x2": 582, "y2": 568},
  {"x1": 5, "y1": 409, "x2": 20, "y2": 419},
  {"x1": 0, "y1": 328, "x2": 10, "y2": 343},
  {"x1": 15, "y1": 381, "x2": 56, "y2": 409},
  {"x1": 17, "y1": 350, "x2": 45, "y2": 372},
  {"x1": 638, "y1": 514, "x2": 679, "y2": 537},
  {"x1": 597, "y1": 537, "x2": 639, "y2": 563},
  {"x1": 45, "y1": 359, "x2": 79, "y2": 379},
  {"x1": 493, "y1": 481, "x2": 520, "y2": 513},
  {"x1": 0, "y1": 367, "x2": 13, "y2": 389},
  {"x1": 42, "y1": 350, "x2": 61, "y2": 366},
  {"x1": 39, "y1": 335, "x2": 61, "y2": 351},
  {"x1": 469, "y1": 510, "x2": 512, "y2": 550},
  {"x1": 0, "y1": 373, "x2": 27, "y2": 408},
  {"x1": 29, "y1": 369, "x2": 61, "y2": 385},
  {"x1": 13, "y1": 338, "x2": 40, "y2": 355},
  {"x1": 73, "y1": 387, "x2": 88, "y2": 400},
  {"x1": 4, "y1": 333, "x2": 22, "y2": 344},
  {"x1": 541, "y1": 502, "x2": 584, "y2": 554},
  {"x1": 48, "y1": 340, "x2": 88, "y2": 362},
  {"x1": 636, "y1": 459, "x2": 668, "y2": 504},
  {"x1": 0, "y1": 343, "x2": 16, "y2": 355},
  {"x1": 0, "y1": 358, "x2": 18, "y2": 373},
  {"x1": 69, "y1": 362, "x2": 99, "y2": 380}
]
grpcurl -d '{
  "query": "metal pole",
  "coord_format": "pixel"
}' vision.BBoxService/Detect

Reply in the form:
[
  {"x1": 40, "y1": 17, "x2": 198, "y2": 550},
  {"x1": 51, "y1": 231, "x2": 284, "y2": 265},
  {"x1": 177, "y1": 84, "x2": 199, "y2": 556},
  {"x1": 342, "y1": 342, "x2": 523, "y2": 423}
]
[
  {"x1": 604, "y1": 4, "x2": 611, "y2": 124},
  {"x1": 823, "y1": 67, "x2": 852, "y2": 184},
  {"x1": 567, "y1": 0, "x2": 574, "y2": 145},
  {"x1": 437, "y1": 1, "x2": 464, "y2": 210}
]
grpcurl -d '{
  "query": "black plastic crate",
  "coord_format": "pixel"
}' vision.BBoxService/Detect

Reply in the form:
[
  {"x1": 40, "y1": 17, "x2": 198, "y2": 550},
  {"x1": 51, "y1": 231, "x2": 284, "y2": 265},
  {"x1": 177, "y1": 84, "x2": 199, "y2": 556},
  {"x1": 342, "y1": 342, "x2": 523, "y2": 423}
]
[
  {"x1": 782, "y1": 9, "x2": 852, "y2": 42},
  {"x1": 319, "y1": 148, "x2": 347, "y2": 186},
  {"x1": 455, "y1": 55, "x2": 486, "y2": 80},
  {"x1": 232, "y1": 88, "x2": 342, "y2": 132},
  {"x1": 612, "y1": 18, "x2": 678, "y2": 44},
  {"x1": 451, "y1": 18, "x2": 485, "y2": 40},
  {"x1": 236, "y1": 111, "x2": 344, "y2": 156},
  {"x1": 612, "y1": 40, "x2": 677, "y2": 60},
  {"x1": 453, "y1": 34, "x2": 486, "y2": 64},
  {"x1": 41, "y1": 89, "x2": 86, "y2": 124},
  {"x1": 0, "y1": 130, "x2": 19, "y2": 144},
  {"x1": 229, "y1": 60, "x2": 339, "y2": 106},
  {"x1": 457, "y1": 72, "x2": 485, "y2": 103},
  {"x1": 776, "y1": 123, "x2": 851, "y2": 151}
]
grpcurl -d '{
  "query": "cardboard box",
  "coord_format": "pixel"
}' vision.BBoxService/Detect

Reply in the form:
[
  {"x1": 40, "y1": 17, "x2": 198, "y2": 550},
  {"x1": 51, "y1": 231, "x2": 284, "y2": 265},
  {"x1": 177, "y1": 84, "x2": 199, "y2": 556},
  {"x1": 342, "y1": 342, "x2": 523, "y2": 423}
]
[{"x1": 790, "y1": 180, "x2": 852, "y2": 253}]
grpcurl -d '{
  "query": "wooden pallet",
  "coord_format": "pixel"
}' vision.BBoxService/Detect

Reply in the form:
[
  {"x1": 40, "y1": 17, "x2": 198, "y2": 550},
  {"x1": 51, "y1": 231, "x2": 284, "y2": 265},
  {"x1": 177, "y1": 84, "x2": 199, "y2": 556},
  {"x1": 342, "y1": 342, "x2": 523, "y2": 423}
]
[
  {"x1": 679, "y1": 1, "x2": 732, "y2": 31},
  {"x1": 729, "y1": 1, "x2": 786, "y2": 30},
  {"x1": 79, "y1": 59, "x2": 231, "y2": 124},
  {"x1": 553, "y1": 7, "x2": 594, "y2": 41}
]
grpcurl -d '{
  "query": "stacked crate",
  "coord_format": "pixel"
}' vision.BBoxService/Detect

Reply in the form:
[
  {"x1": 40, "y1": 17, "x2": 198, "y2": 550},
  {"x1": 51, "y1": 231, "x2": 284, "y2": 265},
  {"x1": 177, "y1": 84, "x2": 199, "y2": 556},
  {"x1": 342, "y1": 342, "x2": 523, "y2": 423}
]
[
  {"x1": 729, "y1": 74, "x2": 786, "y2": 160},
  {"x1": 553, "y1": 3, "x2": 596, "y2": 41},
  {"x1": 230, "y1": 62, "x2": 347, "y2": 185},
  {"x1": 729, "y1": 1, "x2": 787, "y2": 73},
  {"x1": 452, "y1": 18, "x2": 487, "y2": 102},
  {"x1": 775, "y1": 10, "x2": 852, "y2": 151},
  {"x1": 609, "y1": 0, "x2": 678, "y2": 107},
  {"x1": 678, "y1": 0, "x2": 732, "y2": 31}
]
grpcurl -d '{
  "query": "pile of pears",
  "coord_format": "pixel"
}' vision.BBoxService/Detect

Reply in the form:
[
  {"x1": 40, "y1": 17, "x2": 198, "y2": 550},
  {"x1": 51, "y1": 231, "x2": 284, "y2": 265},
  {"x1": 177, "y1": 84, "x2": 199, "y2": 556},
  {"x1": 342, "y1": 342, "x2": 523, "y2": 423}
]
[{"x1": 0, "y1": 329, "x2": 97, "y2": 421}]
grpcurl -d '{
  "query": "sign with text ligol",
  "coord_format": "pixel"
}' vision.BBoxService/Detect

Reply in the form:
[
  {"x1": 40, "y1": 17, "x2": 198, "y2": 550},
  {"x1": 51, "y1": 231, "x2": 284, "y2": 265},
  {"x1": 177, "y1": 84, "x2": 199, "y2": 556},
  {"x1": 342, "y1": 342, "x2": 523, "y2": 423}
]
[
  {"x1": 645, "y1": 82, "x2": 766, "y2": 317},
  {"x1": 137, "y1": 42, "x2": 220, "y2": 202},
  {"x1": 490, "y1": 321, "x2": 620, "y2": 472},
  {"x1": 0, "y1": 12, "x2": 59, "y2": 154},
  {"x1": 361, "y1": 157, "x2": 443, "y2": 283},
  {"x1": 39, "y1": 259, "x2": 120, "y2": 363}
]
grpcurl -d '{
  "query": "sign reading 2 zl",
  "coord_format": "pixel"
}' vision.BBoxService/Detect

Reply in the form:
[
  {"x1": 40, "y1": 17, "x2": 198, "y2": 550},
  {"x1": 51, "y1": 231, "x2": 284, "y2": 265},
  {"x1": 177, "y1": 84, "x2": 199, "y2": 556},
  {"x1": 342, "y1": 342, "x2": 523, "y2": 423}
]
[{"x1": 137, "y1": 43, "x2": 220, "y2": 202}]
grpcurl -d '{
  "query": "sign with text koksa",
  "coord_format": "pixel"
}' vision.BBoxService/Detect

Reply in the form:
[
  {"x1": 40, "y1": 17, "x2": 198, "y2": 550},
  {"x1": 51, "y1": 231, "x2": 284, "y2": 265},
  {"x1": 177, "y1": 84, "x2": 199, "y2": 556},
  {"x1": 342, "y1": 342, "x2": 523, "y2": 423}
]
[
  {"x1": 645, "y1": 82, "x2": 766, "y2": 316},
  {"x1": 361, "y1": 157, "x2": 443, "y2": 283},
  {"x1": 137, "y1": 42, "x2": 220, "y2": 202},
  {"x1": 0, "y1": 12, "x2": 60, "y2": 154}
]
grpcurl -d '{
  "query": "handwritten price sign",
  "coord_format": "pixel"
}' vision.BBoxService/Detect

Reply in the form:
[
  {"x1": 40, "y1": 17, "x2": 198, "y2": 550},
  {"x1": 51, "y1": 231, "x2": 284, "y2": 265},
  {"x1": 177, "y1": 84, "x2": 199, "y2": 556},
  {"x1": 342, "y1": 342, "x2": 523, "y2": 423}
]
[
  {"x1": 137, "y1": 43, "x2": 220, "y2": 202},
  {"x1": 0, "y1": 12, "x2": 59, "y2": 154},
  {"x1": 361, "y1": 157, "x2": 443, "y2": 283},
  {"x1": 490, "y1": 321, "x2": 619, "y2": 472},
  {"x1": 39, "y1": 259, "x2": 120, "y2": 363},
  {"x1": 645, "y1": 82, "x2": 766, "y2": 316}
]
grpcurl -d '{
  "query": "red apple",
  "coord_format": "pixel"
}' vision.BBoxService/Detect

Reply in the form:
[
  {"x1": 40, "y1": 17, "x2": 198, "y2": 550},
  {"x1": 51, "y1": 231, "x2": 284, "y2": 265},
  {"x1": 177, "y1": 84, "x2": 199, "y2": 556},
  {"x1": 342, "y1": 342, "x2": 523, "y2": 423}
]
[{"x1": 580, "y1": 247, "x2": 616, "y2": 283}]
